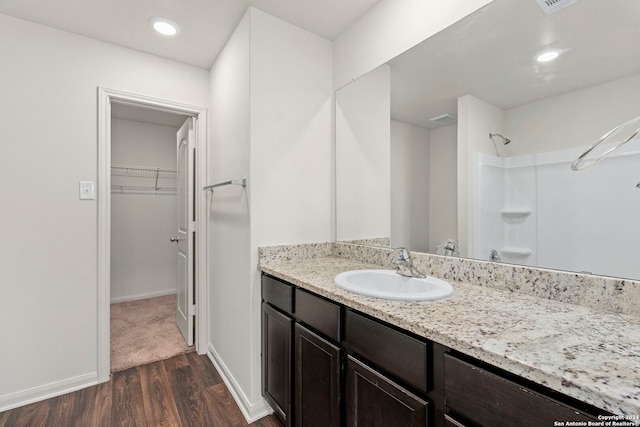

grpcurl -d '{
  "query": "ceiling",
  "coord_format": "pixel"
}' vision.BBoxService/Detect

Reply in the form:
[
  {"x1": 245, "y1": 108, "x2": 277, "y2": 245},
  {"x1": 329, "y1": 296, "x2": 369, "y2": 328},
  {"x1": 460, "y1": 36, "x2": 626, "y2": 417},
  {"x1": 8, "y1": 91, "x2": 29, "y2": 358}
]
[
  {"x1": 0, "y1": 0, "x2": 381, "y2": 69},
  {"x1": 387, "y1": 0, "x2": 640, "y2": 129}
]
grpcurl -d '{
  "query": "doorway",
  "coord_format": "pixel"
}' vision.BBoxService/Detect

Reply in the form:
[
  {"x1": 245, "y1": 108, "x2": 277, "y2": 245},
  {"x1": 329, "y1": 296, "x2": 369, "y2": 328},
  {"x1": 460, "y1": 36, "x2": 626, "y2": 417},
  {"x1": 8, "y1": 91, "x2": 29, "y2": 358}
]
[
  {"x1": 97, "y1": 87, "x2": 208, "y2": 382},
  {"x1": 109, "y1": 104, "x2": 190, "y2": 371}
]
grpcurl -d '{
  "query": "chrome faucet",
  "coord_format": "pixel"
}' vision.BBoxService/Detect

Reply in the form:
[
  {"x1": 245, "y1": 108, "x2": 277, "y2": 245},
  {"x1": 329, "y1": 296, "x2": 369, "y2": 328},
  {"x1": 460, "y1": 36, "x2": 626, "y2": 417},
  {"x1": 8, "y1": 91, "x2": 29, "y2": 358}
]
[
  {"x1": 443, "y1": 240, "x2": 459, "y2": 256},
  {"x1": 392, "y1": 248, "x2": 426, "y2": 278}
]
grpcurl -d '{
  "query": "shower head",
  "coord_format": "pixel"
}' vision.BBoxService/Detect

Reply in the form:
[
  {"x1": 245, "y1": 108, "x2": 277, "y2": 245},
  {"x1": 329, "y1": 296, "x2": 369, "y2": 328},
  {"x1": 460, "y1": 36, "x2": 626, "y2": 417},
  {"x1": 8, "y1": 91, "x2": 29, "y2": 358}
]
[
  {"x1": 489, "y1": 133, "x2": 511, "y2": 157},
  {"x1": 489, "y1": 133, "x2": 511, "y2": 145}
]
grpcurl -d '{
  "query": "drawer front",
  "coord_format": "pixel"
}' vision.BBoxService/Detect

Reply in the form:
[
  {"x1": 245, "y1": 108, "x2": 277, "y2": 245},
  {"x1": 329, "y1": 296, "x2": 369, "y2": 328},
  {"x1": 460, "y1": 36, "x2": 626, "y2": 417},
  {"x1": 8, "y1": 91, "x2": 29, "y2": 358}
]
[
  {"x1": 345, "y1": 310, "x2": 428, "y2": 393},
  {"x1": 444, "y1": 354, "x2": 597, "y2": 427},
  {"x1": 262, "y1": 274, "x2": 294, "y2": 315},
  {"x1": 295, "y1": 288, "x2": 341, "y2": 342}
]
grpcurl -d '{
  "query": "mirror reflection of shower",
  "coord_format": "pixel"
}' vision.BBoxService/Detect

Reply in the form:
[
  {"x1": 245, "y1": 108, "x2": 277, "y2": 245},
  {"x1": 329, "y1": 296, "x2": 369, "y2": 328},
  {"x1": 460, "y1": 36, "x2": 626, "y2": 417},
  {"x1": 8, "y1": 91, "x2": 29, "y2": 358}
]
[
  {"x1": 489, "y1": 133, "x2": 511, "y2": 157},
  {"x1": 570, "y1": 115, "x2": 640, "y2": 187}
]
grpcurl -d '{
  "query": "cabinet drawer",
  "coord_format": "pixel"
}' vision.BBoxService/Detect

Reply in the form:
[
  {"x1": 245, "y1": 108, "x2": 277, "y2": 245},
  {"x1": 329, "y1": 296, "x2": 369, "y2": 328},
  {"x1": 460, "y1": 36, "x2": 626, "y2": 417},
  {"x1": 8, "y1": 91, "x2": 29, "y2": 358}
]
[
  {"x1": 345, "y1": 310, "x2": 428, "y2": 393},
  {"x1": 444, "y1": 354, "x2": 597, "y2": 427},
  {"x1": 295, "y1": 288, "x2": 341, "y2": 342},
  {"x1": 262, "y1": 274, "x2": 294, "y2": 315}
]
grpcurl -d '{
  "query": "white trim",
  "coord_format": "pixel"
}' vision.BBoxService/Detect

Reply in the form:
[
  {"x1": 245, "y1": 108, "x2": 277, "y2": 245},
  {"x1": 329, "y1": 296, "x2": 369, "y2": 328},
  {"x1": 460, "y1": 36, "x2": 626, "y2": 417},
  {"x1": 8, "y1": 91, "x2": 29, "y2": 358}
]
[
  {"x1": 0, "y1": 372, "x2": 97, "y2": 412},
  {"x1": 207, "y1": 344, "x2": 273, "y2": 423},
  {"x1": 97, "y1": 87, "x2": 209, "y2": 383},
  {"x1": 110, "y1": 289, "x2": 177, "y2": 304},
  {"x1": 97, "y1": 87, "x2": 112, "y2": 383}
]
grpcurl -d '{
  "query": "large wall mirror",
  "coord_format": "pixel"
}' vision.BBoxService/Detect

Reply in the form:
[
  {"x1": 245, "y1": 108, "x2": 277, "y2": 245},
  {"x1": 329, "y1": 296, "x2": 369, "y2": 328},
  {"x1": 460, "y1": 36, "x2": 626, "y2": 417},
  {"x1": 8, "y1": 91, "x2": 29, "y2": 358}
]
[{"x1": 335, "y1": 0, "x2": 640, "y2": 280}]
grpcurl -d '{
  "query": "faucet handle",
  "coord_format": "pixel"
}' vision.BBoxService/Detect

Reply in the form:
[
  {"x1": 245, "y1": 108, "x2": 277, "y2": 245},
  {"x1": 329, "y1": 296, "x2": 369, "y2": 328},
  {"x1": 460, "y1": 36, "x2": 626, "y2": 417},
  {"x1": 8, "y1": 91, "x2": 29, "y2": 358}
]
[
  {"x1": 395, "y1": 247, "x2": 411, "y2": 261},
  {"x1": 392, "y1": 247, "x2": 426, "y2": 278}
]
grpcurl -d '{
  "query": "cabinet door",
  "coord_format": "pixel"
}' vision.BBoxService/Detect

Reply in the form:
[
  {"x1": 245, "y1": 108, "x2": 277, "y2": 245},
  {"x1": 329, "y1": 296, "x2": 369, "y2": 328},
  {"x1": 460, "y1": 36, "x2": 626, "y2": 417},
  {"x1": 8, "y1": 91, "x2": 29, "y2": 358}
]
[
  {"x1": 346, "y1": 355, "x2": 428, "y2": 427},
  {"x1": 295, "y1": 323, "x2": 342, "y2": 427},
  {"x1": 262, "y1": 303, "x2": 293, "y2": 427},
  {"x1": 443, "y1": 415, "x2": 468, "y2": 427}
]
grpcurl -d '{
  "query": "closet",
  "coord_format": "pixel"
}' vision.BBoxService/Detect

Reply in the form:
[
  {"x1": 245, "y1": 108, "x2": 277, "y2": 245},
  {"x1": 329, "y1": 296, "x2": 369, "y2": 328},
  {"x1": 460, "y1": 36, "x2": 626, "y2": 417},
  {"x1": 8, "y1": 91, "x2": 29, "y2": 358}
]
[
  {"x1": 107, "y1": 103, "x2": 195, "y2": 372},
  {"x1": 109, "y1": 104, "x2": 187, "y2": 303}
]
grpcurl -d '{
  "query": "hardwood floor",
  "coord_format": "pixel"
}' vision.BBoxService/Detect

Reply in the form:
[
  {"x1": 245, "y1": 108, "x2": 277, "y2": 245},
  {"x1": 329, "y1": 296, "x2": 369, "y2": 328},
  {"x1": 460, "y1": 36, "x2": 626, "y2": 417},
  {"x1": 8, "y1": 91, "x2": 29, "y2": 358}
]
[{"x1": 0, "y1": 353, "x2": 281, "y2": 427}]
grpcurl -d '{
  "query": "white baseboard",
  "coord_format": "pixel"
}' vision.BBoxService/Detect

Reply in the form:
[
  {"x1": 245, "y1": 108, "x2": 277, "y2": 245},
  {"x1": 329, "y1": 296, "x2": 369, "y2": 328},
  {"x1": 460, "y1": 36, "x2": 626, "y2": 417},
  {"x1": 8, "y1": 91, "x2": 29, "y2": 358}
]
[
  {"x1": 0, "y1": 372, "x2": 98, "y2": 412},
  {"x1": 207, "y1": 343, "x2": 273, "y2": 423},
  {"x1": 110, "y1": 289, "x2": 176, "y2": 304}
]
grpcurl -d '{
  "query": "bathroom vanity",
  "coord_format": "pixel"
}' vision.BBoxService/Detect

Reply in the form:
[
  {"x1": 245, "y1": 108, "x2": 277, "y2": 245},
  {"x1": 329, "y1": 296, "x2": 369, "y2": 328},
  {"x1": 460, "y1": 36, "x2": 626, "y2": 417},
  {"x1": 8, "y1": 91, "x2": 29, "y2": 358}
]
[
  {"x1": 259, "y1": 244, "x2": 640, "y2": 427},
  {"x1": 262, "y1": 273, "x2": 604, "y2": 427}
]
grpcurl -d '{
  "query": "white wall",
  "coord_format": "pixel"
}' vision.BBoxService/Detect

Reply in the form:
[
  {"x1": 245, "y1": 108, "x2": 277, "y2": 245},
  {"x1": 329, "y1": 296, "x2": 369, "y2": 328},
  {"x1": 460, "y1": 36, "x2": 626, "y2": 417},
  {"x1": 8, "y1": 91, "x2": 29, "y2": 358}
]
[
  {"x1": 333, "y1": 0, "x2": 493, "y2": 89},
  {"x1": 504, "y1": 73, "x2": 640, "y2": 156},
  {"x1": 207, "y1": 8, "x2": 333, "y2": 421},
  {"x1": 250, "y1": 9, "x2": 333, "y2": 248},
  {"x1": 0, "y1": 13, "x2": 208, "y2": 410},
  {"x1": 428, "y1": 124, "x2": 457, "y2": 252},
  {"x1": 457, "y1": 94, "x2": 504, "y2": 258},
  {"x1": 207, "y1": 7, "x2": 253, "y2": 417},
  {"x1": 390, "y1": 120, "x2": 429, "y2": 251},
  {"x1": 110, "y1": 118, "x2": 178, "y2": 303},
  {"x1": 250, "y1": 8, "x2": 333, "y2": 411},
  {"x1": 336, "y1": 65, "x2": 390, "y2": 242},
  {"x1": 388, "y1": 121, "x2": 458, "y2": 254}
]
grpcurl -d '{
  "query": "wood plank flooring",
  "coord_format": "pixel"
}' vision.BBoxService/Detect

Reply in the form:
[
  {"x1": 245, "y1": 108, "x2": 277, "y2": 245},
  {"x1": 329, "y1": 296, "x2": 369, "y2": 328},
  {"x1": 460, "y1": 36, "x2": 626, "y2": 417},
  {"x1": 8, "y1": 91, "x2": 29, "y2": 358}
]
[{"x1": 0, "y1": 353, "x2": 281, "y2": 427}]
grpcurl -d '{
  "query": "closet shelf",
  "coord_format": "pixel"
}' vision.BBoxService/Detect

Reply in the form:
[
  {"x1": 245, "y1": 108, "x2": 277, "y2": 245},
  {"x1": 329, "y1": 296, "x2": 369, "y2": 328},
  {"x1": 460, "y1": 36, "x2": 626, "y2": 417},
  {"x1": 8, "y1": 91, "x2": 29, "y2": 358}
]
[{"x1": 111, "y1": 166, "x2": 176, "y2": 194}]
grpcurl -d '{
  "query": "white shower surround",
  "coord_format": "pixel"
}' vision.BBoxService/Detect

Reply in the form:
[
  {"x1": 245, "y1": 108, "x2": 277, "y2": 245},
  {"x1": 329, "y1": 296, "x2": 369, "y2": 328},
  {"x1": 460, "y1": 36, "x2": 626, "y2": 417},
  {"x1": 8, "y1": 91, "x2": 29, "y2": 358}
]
[{"x1": 475, "y1": 142, "x2": 640, "y2": 280}]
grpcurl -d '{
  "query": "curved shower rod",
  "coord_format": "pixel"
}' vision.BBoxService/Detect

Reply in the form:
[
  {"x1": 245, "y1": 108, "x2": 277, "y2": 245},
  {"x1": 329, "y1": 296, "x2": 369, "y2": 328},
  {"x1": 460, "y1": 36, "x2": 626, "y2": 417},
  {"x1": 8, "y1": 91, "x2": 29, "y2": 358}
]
[{"x1": 571, "y1": 115, "x2": 640, "y2": 171}]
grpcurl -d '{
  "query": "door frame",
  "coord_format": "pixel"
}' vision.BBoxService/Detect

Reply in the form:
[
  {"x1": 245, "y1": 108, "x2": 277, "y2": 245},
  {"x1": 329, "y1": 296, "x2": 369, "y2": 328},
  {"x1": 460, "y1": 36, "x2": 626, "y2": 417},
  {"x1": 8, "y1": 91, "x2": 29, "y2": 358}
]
[{"x1": 97, "y1": 87, "x2": 208, "y2": 382}]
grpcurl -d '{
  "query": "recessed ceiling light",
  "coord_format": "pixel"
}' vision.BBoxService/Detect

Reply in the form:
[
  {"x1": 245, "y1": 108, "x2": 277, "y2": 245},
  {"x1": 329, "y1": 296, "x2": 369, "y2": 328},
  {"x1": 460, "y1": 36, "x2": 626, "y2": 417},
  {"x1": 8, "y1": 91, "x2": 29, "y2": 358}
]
[
  {"x1": 536, "y1": 49, "x2": 561, "y2": 63},
  {"x1": 149, "y1": 17, "x2": 180, "y2": 36}
]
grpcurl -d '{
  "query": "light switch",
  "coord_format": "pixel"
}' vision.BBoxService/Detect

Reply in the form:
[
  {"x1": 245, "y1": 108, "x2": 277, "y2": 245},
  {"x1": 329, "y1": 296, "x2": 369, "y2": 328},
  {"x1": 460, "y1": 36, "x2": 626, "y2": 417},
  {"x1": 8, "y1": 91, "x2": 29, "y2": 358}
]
[{"x1": 79, "y1": 181, "x2": 95, "y2": 200}]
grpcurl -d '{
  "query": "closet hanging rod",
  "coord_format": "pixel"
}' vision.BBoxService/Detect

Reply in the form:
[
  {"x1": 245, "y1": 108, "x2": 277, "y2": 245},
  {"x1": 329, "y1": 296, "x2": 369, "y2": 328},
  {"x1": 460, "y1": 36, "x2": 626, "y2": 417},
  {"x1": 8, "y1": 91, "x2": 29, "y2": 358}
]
[{"x1": 203, "y1": 177, "x2": 247, "y2": 192}]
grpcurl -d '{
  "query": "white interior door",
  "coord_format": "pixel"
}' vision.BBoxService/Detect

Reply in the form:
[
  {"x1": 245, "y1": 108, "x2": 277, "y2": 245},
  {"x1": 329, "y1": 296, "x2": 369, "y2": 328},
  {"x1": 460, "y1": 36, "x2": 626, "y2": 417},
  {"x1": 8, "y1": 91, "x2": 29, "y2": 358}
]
[{"x1": 174, "y1": 117, "x2": 195, "y2": 346}]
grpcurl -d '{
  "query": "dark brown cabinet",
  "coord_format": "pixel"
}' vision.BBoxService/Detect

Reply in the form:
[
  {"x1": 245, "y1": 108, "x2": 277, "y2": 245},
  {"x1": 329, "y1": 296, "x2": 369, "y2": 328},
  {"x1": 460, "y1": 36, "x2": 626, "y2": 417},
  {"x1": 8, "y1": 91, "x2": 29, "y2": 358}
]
[
  {"x1": 443, "y1": 414, "x2": 467, "y2": 427},
  {"x1": 443, "y1": 353, "x2": 600, "y2": 427},
  {"x1": 344, "y1": 309, "x2": 428, "y2": 394},
  {"x1": 262, "y1": 275, "x2": 342, "y2": 427},
  {"x1": 345, "y1": 355, "x2": 428, "y2": 427},
  {"x1": 294, "y1": 323, "x2": 341, "y2": 427},
  {"x1": 262, "y1": 302, "x2": 293, "y2": 427},
  {"x1": 261, "y1": 274, "x2": 606, "y2": 427}
]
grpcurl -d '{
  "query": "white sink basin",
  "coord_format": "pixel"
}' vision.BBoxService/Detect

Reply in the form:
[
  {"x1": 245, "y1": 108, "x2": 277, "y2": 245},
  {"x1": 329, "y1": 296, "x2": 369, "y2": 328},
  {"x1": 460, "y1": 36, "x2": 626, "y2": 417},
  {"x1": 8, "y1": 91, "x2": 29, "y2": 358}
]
[{"x1": 334, "y1": 269, "x2": 454, "y2": 301}]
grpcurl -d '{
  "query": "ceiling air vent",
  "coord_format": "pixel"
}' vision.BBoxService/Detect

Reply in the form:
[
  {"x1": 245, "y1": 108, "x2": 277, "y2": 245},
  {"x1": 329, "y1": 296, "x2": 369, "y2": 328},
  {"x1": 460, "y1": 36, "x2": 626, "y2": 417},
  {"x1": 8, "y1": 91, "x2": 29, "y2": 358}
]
[
  {"x1": 430, "y1": 113, "x2": 457, "y2": 125},
  {"x1": 535, "y1": 0, "x2": 578, "y2": 15}
]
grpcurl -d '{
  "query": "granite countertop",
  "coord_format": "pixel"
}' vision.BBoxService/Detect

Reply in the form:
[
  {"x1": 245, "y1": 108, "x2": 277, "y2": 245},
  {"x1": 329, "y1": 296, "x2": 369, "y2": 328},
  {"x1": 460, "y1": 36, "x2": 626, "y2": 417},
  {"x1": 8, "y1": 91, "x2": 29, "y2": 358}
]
[{"x1": 260, "y1": 256, "x2": 640, "y2": 419}]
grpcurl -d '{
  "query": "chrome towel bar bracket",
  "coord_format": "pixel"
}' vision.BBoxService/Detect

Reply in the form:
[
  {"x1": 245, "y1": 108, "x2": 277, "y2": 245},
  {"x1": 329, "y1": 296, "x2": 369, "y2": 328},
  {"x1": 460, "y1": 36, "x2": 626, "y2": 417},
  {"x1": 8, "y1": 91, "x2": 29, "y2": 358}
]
[{"x1": 203, "y1": 178, "x2": 247, "y2": 192}]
